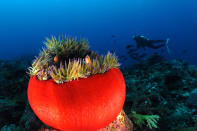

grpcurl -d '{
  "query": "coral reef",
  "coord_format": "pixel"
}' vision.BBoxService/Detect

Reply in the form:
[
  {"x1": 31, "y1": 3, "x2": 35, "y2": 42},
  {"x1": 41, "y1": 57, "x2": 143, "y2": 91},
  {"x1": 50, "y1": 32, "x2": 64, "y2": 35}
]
[
  {"x1": 0, "y1": 53, "x2": 197, "y2": 130},
  {"x1": 0, "y1": 59, "x2": 29, "y2": 129},
  {"x1": 123, "y1": 54, "x2": 197, "y2": 130}
]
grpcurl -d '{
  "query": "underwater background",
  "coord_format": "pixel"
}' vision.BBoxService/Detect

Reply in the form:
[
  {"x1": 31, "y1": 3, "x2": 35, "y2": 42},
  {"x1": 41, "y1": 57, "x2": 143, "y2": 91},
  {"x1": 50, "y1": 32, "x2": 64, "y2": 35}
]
[
  {"x1": 0, "y1": 0, "x2": 197, "y2": 65},
  {"x1": 0, "y1": 0, "x2": 197, "y2": 131}
]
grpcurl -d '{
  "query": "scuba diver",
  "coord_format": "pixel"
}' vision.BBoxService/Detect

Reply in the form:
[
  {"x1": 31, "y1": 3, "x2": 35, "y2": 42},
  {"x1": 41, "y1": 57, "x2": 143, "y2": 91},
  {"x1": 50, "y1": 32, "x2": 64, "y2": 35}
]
[
  {"x1": 125, "y1": 35, "x2": 170, "y2": 61},
  {"x1": 132, "y1": 35, "x2": 170, "y2": 53}
]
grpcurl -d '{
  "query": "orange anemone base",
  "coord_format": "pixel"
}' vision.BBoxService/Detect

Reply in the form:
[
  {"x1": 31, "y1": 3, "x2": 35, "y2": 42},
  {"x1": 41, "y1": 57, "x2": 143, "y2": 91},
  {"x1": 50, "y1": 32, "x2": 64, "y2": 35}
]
[{"x1": 28, "y1": 68, "x2": 126, "y2": 130}]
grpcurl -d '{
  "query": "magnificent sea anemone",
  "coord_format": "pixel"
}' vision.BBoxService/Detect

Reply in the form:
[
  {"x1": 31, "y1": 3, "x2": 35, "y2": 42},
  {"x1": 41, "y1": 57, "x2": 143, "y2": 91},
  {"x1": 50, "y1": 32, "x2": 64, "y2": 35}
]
[{"x1": 28, "y1": 35, "x2": 130, "y2": 130}]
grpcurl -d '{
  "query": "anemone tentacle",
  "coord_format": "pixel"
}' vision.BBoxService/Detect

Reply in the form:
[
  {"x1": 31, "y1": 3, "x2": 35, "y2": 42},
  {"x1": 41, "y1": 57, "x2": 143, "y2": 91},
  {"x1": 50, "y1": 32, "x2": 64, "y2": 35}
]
[{"x1": 29, "y1": 35, "x2": 120, "y2": 83}]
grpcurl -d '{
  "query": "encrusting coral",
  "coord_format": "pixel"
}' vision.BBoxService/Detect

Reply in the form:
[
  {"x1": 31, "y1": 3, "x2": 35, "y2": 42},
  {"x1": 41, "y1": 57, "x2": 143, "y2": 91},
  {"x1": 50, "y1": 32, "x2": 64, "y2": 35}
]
[{"x1": 28, "y1": 35, "x2": 119, "y2": 83}]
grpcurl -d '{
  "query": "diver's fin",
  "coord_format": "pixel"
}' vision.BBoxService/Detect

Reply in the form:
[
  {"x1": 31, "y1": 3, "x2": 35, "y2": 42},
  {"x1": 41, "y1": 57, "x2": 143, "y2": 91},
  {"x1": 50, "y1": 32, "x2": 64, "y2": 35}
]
[{"x1": 165, "y1": 38, "x2": 170, "y2": 54}]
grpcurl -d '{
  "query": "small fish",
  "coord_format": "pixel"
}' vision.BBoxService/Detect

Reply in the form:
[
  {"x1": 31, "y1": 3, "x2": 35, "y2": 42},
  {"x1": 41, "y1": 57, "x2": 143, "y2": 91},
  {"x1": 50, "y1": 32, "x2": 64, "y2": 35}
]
[
  {"x1": 183, "y1": 49, "x2": 188, "y2": 54},
  {"x1": 126, "y1": 45, "x2": 133, "y2": 49},
  {"x1": 85, "y1": 55, "x2": 91, "y2": 66},
  {"x1": 112, "y1": 35, "x2": 116, "y2": 38},
  {"x1": 54, "y1": 55, "x2": 59, "y2": 63}
]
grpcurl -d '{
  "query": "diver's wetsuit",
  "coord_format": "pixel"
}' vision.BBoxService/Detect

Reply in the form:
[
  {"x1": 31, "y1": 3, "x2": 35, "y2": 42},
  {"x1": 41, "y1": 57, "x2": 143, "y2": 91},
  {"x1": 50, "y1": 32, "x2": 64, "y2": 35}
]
[{"x1": 133, "y1": 35, "x2": 166, "y2": 49}]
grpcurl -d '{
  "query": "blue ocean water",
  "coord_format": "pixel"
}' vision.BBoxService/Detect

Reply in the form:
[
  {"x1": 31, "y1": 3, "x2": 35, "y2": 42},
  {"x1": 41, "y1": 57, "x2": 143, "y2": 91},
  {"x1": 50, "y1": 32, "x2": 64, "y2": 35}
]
[{"x1": 0, "y1": 0, "x2": 197, "y2": 65}]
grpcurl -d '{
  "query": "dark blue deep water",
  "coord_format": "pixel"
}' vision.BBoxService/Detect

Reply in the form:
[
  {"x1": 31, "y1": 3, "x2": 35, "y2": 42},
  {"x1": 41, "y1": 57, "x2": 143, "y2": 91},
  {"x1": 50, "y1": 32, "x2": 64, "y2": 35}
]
[
  {"x1": 0, "y1": 0, "x2": 197, "y2": 65},
  {"x1": 1, "y1": 1, "x2": 197, "y2": 130}
]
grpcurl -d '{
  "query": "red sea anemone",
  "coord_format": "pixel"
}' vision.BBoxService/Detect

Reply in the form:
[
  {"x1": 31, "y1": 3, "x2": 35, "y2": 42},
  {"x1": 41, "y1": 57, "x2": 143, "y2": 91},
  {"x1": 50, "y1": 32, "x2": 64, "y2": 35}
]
[
  {"x1": 27, "y1": 36, "x2": 126, "y2": 130},
  {"x1": 28, "y1": 68, "x2": 125, "y2": 130}
]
